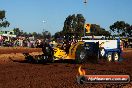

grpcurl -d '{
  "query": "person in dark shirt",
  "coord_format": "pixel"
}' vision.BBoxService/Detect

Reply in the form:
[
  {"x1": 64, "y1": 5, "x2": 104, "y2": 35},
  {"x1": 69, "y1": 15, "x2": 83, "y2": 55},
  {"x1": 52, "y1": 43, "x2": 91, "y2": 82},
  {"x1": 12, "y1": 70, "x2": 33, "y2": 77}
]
[
  {"x1": 42, "y1": 39, "x2": 54, "y2": 57},
  {"x1": 61, "y1": 40, "x2": 71, "y2": 54}
]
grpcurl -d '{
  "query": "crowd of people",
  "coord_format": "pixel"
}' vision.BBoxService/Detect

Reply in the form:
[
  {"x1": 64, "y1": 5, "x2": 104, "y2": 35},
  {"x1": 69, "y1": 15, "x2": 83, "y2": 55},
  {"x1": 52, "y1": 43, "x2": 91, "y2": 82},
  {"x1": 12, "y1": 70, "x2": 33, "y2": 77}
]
[
  {"x1": 0, "y1": 36, "x2": 45, "y2": 48},
  {"x1": 0, "y1": 35, "x2": 131, "y2": 49}
]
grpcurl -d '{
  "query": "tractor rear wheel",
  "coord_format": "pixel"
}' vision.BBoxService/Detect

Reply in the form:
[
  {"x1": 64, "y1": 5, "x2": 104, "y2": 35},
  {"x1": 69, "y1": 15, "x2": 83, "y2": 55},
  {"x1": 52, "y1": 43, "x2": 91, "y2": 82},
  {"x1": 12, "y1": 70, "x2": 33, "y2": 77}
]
[
  {"x1": 75, "y1": 45, "x2": 87, "y2": 64},
  {"x1": 47, "y1": 56, "x2": 55, "y2": 63}
]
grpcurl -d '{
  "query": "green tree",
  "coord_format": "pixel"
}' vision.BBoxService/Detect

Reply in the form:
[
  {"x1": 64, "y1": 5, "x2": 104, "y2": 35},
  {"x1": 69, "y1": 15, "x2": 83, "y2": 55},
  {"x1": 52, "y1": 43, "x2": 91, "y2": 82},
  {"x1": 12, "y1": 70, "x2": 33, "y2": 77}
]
[
  {"x1": 109, "y1": 21, "x2": 130, "y2": 36},
  {"x1": 62, "y1": 14, "x2": 85, "y2": 38},
  {"x1": 90, "y1": 24, "x2": 111, "y2": 36},
  {"x1": 54, "y1": 31, "x2": 61, "y2": 39},
  {"x1": 13, "y1": 28, "x2": 21, "y2": 37},
  {"x1": 0, "y1": 10, "x2": 10, "y2": 29},
  {"x1": 43, "y1": 31, "x2": 51, "y2": 39},
  {"x1": 37, "y1": 33, "x2": 43, "y2": 39},
  {"x1": 32, "y1": 32, "x2": 38, "y2": 37},
  {"x1": 76, "y1": 14, "x2": 85, "y2": 33},
  {"x1": 126, "y1": 25, "x2": 132, "y2": 37},
  {"x1": 23, "y1": 32, "x2": 28, "y2": 37},
  {"x1": 13, "y1": 28, "x2": 24, "y2": 37}
]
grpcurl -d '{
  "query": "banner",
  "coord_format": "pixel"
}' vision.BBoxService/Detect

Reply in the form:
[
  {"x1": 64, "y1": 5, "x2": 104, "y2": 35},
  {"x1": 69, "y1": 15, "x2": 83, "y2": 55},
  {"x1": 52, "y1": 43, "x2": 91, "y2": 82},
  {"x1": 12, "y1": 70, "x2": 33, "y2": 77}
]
[{"x1": 85, "y1": 23, "x2": 91, "y2": 33}]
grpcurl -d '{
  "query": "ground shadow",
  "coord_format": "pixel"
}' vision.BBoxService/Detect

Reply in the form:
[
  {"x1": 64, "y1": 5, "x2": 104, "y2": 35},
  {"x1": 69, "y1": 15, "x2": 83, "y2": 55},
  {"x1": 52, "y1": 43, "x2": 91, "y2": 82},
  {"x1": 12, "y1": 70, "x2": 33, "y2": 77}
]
[
  {"x1": 9, "y1": 52, "x2": 104, "y2": 65},
  {"x1": 9, "y1": 53, "x2": 50, "y2": 65}
]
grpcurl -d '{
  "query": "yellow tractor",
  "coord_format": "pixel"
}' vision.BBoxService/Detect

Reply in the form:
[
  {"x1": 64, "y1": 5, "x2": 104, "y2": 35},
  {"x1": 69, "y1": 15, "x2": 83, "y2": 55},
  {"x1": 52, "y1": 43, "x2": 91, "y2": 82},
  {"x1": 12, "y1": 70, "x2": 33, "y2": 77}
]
[
  {"x1": 52, "y1": 40, "x2": 87, "y2": 63},
  {"x1": 24, "y1": 24, "x2": 99, "y2": 64},
  {"x1": 50, "y1": 37, "x2": 99, "y2": 63}
]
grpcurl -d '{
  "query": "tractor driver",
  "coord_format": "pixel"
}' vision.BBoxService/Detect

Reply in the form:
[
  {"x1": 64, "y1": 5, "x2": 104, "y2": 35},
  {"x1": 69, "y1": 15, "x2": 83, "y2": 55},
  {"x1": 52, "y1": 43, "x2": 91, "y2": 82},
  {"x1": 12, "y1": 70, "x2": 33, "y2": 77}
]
[
  {"x1": 42, "y1": 39, "x2": 54, "y2": 58},
  {"x1": 62, "y1": 40, "x2": 71, "y2": 54}
]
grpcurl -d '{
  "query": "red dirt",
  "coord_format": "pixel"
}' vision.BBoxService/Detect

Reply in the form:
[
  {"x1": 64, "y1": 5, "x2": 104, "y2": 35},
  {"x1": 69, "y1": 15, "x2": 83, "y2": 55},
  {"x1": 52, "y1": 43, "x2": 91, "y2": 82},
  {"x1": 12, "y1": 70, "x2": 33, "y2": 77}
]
[
  {"x1": 0, "y1": 47, "x2": 132, "y2": 88},
  {"x1": 0, "y1": 47, "x2": 42, "y2": 54}
]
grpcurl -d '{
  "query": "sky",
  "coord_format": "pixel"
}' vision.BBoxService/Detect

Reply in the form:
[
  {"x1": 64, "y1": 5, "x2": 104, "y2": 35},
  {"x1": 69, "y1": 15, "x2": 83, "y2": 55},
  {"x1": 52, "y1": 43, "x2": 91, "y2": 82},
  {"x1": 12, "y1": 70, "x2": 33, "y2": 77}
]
[{"x1": 0, "y1": 0, "x2": 132, "y2": 35}]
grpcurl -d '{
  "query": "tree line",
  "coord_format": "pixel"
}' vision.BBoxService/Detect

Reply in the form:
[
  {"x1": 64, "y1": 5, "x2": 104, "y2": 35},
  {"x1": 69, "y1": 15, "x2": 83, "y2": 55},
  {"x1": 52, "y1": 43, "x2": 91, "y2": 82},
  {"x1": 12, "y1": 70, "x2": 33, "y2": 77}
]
[
  {"x1": 0, "y1": 10, "x2": 132, "y2": 40},
  {"x1": 13, "y1": 28, "x2": 51, "y2": 39},
  {"x1": 110, "y1": 21, "x2": 132, "y2": 37},
  {"x1": 0, "y1": 10, "x2": 51, "y2": 39},
  {"x1": 0, "y1": 10, "x2": 10, "y2": 28},
  {"x1": 54, "y1": 14, "x2": 132, "y2": 39}
]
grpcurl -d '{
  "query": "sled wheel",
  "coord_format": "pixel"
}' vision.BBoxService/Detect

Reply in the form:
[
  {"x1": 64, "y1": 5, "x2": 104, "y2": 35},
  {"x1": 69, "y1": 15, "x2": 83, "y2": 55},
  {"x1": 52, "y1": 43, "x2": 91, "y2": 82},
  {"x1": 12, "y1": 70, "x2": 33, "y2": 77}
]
[
  {"x1": 107, "y1": 52, "x2": 112, "y2": 62},
  {"x1": 113, "y1": 52, "x2": 119, "y2": 62}
]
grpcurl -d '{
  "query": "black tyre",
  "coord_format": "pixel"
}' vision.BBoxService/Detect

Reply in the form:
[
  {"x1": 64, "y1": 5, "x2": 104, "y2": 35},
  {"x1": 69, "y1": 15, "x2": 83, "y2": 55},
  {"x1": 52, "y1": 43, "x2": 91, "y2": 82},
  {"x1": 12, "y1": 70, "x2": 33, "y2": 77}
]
[
  {"x1": 113, "y1": 52, "x2": 119, "y2": 62},
  {"x1": 46, "y1": 56, "x2": 55, "y2": 63},
  {"x1": 75, "y1": 45, "x2": 87, "y2": 64},
  {"x1": 45, "y1": 50, "x2": 54, "y2": 63}
]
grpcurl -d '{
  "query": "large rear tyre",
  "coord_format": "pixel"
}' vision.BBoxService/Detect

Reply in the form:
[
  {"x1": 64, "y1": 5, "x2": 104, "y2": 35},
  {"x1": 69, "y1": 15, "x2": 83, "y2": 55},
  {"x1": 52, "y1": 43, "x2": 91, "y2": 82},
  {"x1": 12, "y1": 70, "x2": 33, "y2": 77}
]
[
  {"x1": 43, "y1": 47, "x2": 54, "y2": 63},
  {"x1": 47, "y1": 56, "x2": 55, "y2": 63},
  {"x1": 75, "y1": 45, "x2": 87, "y2": 64}
]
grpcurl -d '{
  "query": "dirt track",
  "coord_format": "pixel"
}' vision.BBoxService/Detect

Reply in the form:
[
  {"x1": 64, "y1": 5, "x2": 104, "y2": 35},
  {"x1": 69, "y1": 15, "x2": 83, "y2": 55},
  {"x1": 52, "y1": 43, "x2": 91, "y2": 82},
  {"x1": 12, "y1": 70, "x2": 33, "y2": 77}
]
[{"x1": 0, "y1": 47, "x2": 132, "y2": 88}]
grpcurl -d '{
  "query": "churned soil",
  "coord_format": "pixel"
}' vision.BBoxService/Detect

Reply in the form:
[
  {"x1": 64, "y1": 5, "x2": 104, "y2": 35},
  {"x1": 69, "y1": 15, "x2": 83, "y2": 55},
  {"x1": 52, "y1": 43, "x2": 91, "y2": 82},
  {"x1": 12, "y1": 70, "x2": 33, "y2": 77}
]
[
  {"x1": 0, "y1": 47, "x2": 42, "y2": 54},
  {"x1": 0, "y1": 47, "x2": 131, "y2": 88}
]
